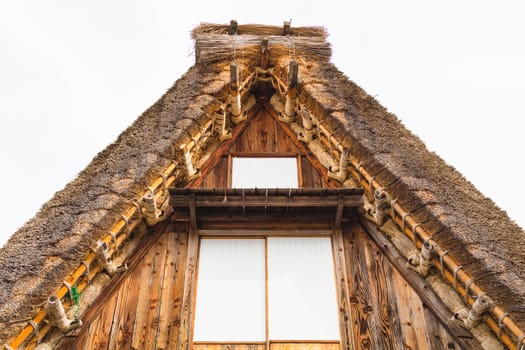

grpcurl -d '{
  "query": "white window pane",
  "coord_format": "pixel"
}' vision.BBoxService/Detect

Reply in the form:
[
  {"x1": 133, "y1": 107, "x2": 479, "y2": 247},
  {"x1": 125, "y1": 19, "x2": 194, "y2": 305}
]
[
  {"x1": 232, "y1": 157, "x2": 298, "y2": 188},
  {"x1": 268, "y1": 237, "x2": 340, "y2": 340},
  {"x1": 193, "y1": 239, "x2": 266, "y2": 341}
]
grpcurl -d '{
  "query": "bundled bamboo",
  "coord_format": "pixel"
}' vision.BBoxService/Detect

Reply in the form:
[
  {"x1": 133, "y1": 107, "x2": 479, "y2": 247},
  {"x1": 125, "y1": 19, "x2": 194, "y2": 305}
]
[
  {"x1": 195, "y1": 34, "x2": 331, "y2": 64},
  {"x1": 192, "y1": 23, "x2": 327, "y2": 39}
]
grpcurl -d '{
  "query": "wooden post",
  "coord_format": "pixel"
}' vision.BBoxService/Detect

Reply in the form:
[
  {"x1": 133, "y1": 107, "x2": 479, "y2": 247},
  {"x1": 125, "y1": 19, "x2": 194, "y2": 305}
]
[
  {"x1": 283, "y1": 20, "x2": 291, "y2": 35},
  {"x1": 230, "y1": 62, "x2": 242, "y2": 121},
  {"x1": 332, "y1": 226, "x2": 355, "y2": 350},
  {"x1": 229, "y1": 20, "x2": 238, "y2": 35},
  {"x1": 261, "y1": 37, "x2": 269, "y2": 70},
  {"x1": 288, "y1": 60, "x2": 298, "y2": 89},
  {"x1": 283, "y1": 60, "x2": 298, "y2": 122},
  {"x1": 176, "y1": 227, "x2": 199, "y2": 350}
]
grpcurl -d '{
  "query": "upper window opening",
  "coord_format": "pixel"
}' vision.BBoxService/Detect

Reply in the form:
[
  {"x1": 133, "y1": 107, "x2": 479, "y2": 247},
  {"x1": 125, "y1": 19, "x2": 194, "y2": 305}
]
[{"x1": 232, "y1": 157, "x2": 298, "y2": 188}]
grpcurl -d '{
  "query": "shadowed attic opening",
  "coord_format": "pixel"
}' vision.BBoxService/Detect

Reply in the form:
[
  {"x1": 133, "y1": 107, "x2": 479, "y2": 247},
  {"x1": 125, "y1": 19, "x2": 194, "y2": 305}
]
[{"x1": 1, "y1": 21, "x2": 524, "y2": 350}]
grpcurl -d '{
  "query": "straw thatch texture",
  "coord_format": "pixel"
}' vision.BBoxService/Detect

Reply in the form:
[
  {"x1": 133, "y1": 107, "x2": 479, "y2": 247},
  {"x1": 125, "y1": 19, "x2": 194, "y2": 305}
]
[
  {"x1": 289, "y1": 58, "x2": 525, "y2": 325},
  {"x1": 1, "y1": 22, "x2": 524, "y2": 345},
  {"x1": 0, "y1": 62, "x2": 231, "y2": 343},
  {"x1": 195, "y1": 34, "x2": 331, "y2": 64},
  {"x1": 192, "y1": 23, "x2": 327, "y2": 39}
]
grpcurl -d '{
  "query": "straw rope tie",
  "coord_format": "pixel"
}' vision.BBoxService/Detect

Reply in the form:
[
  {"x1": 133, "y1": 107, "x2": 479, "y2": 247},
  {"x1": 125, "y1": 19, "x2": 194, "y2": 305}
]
[
  {"x1": 497, "y1": 312, "x2": 508, "y2": 339},
  {"x1": 368, "y1": 176, "x2": 375, "y2": 194},
  {"x1": 109, "y1": 230, "x2": 118, "y2": 251},
  {"x1": 28, "y1": 320, "x2": 40, "y2": 344},
  {"x1": 410, "y1": 223, "x2": 421, "y2": 246},
  {"x1": 453, "y1": 265, "x2": 463, "y2": 290},
  {"x1": 63, "y1": 281, "x2": 73, "y2": 302},
  {"x1": 132, "y1": 200, "x2": 142, "y2": 219},
  {"x1": 161, "y1": 171, "x2": 168, "y2": 190},
  {"x1": 82, "y1": 261, "x2": 91, "y2": 283},
  {"x1": 402, "y1": 212, "x2": 411, "y2": 235},
  {"x1": 439, "y1": 250, "x2": 449, "y2": 276},
  {"x1": 517, "y1": 332, "x2": 525, "y2": 350},
  {"x1": 120, "y1": 214, "x2": 130, "y2": 235},
  {"x1": 390, "y1": 198, "x2": 398, "y2": 221},
  {"x1": 464, "y1": 279, "x2": 475, "y2": 303}
]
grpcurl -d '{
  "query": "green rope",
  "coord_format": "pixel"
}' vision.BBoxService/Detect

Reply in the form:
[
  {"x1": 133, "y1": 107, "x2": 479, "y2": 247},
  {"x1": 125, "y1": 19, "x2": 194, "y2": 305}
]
[{"x1": 69, "y1": 287, "x2": 81, "y2": 320}]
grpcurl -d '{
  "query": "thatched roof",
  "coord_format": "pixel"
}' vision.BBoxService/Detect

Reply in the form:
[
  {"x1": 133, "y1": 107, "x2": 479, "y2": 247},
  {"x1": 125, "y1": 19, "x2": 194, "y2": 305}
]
[{"x1": 1, "y1": 22, "x2": 524, "y2": 347}]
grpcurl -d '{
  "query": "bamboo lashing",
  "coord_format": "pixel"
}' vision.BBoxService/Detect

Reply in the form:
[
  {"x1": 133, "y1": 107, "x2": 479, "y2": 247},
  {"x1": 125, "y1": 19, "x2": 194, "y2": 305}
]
[
  {"x1": 7, "y1": 163, "x2": 178, "y2": 349},
  {"x1": 348, "y1": 156, "x2": 525, "y2": 350},
  {"x1": 270, "y1": 62, "x2": 525, "y2": 349}
]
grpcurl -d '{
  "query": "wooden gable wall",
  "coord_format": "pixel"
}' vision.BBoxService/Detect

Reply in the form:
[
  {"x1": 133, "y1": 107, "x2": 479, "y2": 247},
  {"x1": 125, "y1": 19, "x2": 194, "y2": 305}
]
[
  {"x1": 56, "y1": 220, "x2": 466, "y2": 350},
  {"x1": 198, "y1": 106, "x2": 330, "y2": 189},
  {"x1": 55, "y1": 103, "x2": 474, "y2": 350}
]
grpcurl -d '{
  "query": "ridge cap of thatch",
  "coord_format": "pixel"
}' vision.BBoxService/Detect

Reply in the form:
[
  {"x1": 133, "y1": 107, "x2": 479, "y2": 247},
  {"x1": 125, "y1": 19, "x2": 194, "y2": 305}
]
[{"x1": 191, "y1": 21, "x2": 328, "y2": 39}]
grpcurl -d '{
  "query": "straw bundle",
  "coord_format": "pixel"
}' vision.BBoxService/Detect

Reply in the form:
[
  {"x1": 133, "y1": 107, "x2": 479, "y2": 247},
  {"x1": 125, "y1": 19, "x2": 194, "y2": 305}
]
[
  {"x1": 192, "y1": 23, "x2": 327, "y2": 39},
  {"x1": 195, "y1": 34, "x2": 331, "y2": 64}
]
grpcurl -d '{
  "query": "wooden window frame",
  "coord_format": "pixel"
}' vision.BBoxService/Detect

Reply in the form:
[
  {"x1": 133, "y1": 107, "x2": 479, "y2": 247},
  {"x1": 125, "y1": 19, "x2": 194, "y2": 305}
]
[
  {"x1": 227, "y1": 153, "x2": 303, "y2": 189},
  {"x1": 187, "y1": 232, "x2": 346, "y2": 350}
]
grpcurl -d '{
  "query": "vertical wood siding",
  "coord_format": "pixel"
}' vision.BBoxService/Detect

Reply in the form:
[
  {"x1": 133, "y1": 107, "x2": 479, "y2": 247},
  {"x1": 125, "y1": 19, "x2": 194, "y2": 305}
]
[
  {"x1": 57, "y1": 220, "x2": 465, "y2": 350},
  {"x1": 342, "y1": 222, "x2": 462, "y2": 350},
  {"x1": 57, "y1": 225, "x2": 189, "y2": 350},
  {"x1": 200, "y1": 108, "x2": 330, "y2": 189}
]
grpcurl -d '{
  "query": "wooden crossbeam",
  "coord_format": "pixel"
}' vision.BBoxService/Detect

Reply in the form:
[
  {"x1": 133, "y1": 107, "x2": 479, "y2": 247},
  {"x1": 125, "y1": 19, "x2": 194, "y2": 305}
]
[{"x1": 171, "y1": 194, "x2": 362, "y2": 208}]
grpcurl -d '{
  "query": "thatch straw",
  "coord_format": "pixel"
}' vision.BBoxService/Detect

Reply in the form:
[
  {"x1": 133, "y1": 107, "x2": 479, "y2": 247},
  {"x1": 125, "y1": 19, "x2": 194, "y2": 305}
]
[
  {"x1": 192, "y1": 23, "x2": 327, "y2": 39},
  {"x1": 195, "y1": 34, "x2": 331, "y2": 64}
]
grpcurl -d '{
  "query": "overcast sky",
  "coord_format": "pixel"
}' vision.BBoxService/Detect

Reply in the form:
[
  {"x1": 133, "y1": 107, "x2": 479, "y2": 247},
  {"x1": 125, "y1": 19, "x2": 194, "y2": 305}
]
[{"x1": 0, "y1": 1, "x2": 524, "y2": 247}]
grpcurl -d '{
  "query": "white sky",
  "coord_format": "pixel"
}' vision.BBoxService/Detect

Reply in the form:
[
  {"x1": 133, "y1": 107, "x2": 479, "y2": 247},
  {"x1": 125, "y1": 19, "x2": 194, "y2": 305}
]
[{"x1": 0, "y1": 1, "x2": 524, "y2": 247}]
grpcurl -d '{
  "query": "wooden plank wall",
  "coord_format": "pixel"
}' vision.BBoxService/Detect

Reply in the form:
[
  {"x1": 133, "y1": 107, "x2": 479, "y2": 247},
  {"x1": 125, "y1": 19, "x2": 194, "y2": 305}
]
[
  {"x1": 55, "y1": 106, "x2": 468, "y2": 349},
  {"x1": 341, "y1": 222, "x2": 463, "y2": 350},
  {"x1": 57, "y1": 223, "x2": 189, "y2": 350},
  {"x1": 199, "y1": 108, "x2": 330, "y2": 189},
  {"x1": 57, "y1": 220, "x2": 466, "y2": 350}
]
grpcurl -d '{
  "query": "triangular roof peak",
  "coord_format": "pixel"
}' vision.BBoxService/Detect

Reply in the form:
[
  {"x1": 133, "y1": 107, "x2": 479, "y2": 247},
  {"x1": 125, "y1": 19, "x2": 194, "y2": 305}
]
[{"x1": 1, "y1": 22, "x2": 524, "y2": 349}]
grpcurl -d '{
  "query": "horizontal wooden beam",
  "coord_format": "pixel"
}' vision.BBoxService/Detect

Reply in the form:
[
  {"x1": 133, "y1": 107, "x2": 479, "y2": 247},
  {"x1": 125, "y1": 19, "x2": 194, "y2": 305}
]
[
  {"x1": 198, "y1": 229, "x2": 331, "y2": 237},
  {"x1": 171, "y1": 194, "x2": 362, "y2": 208}
]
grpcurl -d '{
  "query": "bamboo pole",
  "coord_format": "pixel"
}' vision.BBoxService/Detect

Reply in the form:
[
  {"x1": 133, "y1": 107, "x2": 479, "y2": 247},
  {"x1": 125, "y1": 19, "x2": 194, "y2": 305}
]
[
  {"x1": 347, "y1": 156, "x2": 525, "y2": 350},
  {"x1": 7, "y1": 163, "x2": 178, "y2": 349},
  {"x1": 268, "y1": 65, "x2": 525, "y2": 348}
]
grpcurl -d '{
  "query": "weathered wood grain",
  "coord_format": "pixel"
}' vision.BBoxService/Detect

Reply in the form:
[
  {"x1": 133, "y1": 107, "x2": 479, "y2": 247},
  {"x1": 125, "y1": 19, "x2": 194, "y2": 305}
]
[
  {"x1": 193, "y1": 344, "x2": 265, "y2": 350},
  {"x1": 155, "y1": 232, "x2": 180, "y2": 349},
  {"x1": 168, "y1": 231, "x2": 189, "y2": 348},
  {"x1": 176, "y1": 228, "x2": 200, "y2": 350},
  {"x1": 142, "y1": 235, "x2": 169, "y2": 349},
  {"x1": 270, "y1": 342, "x2": 340, "y2": 350},
  {"x1": 343, "y1": 224, "x2": 374, "y2": 349}
]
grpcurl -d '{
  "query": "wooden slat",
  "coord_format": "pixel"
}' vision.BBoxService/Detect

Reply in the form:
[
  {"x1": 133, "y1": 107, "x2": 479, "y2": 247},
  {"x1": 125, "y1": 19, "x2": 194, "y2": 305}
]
[
  {"x1": 168, "y1": 231, "x2": 190, "y2": 348},
  {"x1": 393, "y1": 270, "x2": 420, "y2": 350},
  {"x1": 382, "y1": 264, "x2": 406, "y2": 350},
  {"x1": 361, "y1": 228, "x2": 404, "y2": 350},
  {"x1": 106, "y1": 266, "x2": 138, "y2": 350},
  {"x1": 143, "y1": 234, "x2": 169, "y2": 349},
  {"x1": 200, "y1": 156, "x2": 228, "y2": 188},
  {"x1": 156, "y1": 232, "x2": 181, "y2": 349},
  {"x1": 131, "y1": 234, "x2": 158, "y2": 349},
  {"x1": 343, "y1": 224, "x2": 374, "y2": 349},
  {"x1": 360, "y1": 218, "x2": 479, "y2": 349},
  {"x1": 332, "y1": 228, "x2": 355, "y2": 350},
  {"x1": 176, "y1": 228, "x2": 200, "y2": 350}
]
